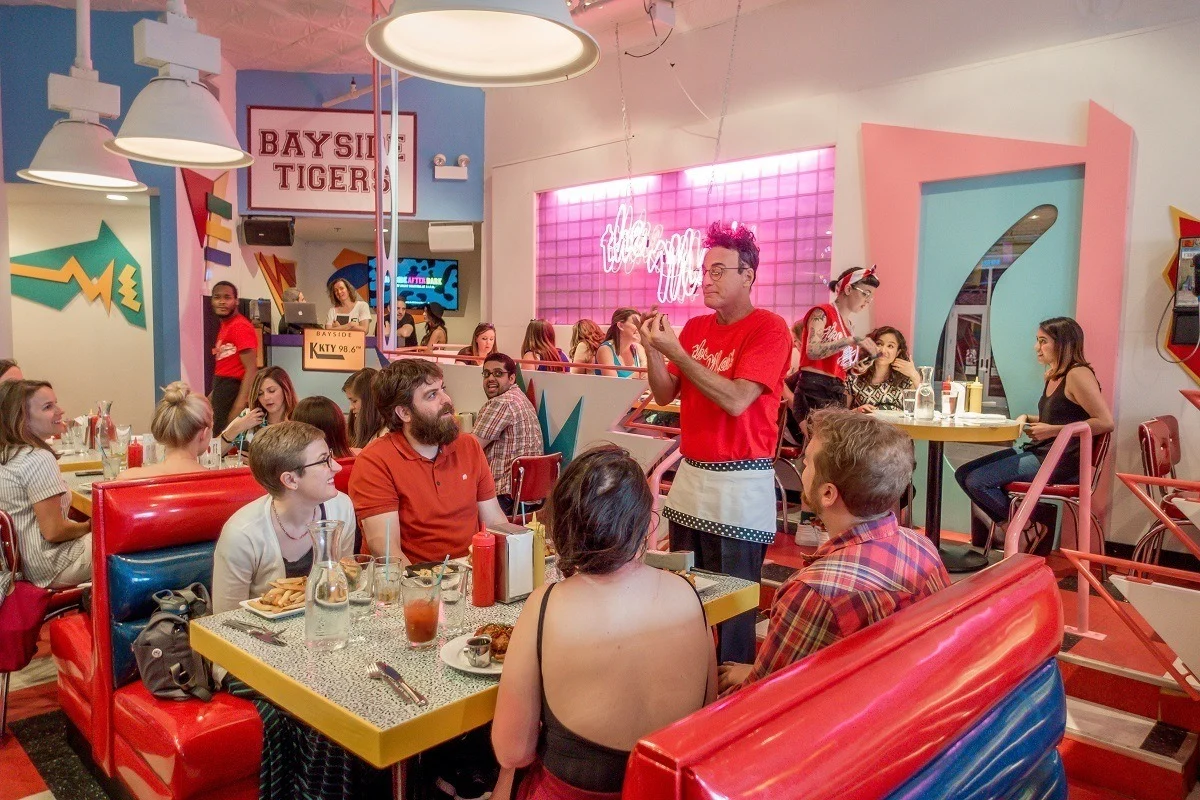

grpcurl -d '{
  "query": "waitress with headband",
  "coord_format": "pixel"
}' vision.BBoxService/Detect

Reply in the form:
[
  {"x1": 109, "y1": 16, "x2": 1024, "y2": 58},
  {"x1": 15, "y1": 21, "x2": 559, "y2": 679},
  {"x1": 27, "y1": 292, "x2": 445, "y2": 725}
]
[{"x1": 792, "y1": 266, "x2": 881, "y2": 434}]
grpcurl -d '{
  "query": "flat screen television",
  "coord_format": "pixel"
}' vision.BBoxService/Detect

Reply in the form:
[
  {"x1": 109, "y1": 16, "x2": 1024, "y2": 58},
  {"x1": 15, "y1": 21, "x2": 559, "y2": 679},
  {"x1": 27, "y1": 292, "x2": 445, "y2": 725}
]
[{"x1": 368, "y1": 257, "x2": 460, "y2": 312}]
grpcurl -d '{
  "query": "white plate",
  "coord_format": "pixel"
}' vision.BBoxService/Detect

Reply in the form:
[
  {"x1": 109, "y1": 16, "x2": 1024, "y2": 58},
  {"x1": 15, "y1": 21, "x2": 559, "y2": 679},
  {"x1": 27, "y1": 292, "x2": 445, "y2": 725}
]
[
  {"x1": 440, "y1": 633, "x2": 503, "y2": 676},
  {"x1": 239, "y1": 598, "x2": 304, "y2": 621},
  {"x1": 693, "y1": 575, "x2": 717, "y2": 593}
]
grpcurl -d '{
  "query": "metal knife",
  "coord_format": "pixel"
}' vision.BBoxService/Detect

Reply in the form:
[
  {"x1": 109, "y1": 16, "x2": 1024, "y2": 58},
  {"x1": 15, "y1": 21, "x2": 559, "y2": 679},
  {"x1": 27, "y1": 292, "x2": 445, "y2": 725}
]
[
  {"x1": 223, "y1": 620, "x2": 287, "y2": 646},
  {"x1": 376, "y1": 661, "x2": 428, "y2": 706}
]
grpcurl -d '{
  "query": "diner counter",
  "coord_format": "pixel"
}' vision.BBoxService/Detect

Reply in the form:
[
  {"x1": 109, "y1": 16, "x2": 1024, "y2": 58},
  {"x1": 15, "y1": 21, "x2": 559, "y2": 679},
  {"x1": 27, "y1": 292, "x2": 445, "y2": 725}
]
[{"x1": 192, "y1": 571, "x2": 758, "y2": 768}]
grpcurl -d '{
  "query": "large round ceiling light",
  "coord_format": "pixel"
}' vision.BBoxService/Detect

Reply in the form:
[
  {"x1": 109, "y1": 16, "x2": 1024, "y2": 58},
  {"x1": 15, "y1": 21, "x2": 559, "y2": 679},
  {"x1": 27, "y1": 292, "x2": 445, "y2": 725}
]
[{"x1": 365, "y1": 0, "x2": 600, "y2": 88}]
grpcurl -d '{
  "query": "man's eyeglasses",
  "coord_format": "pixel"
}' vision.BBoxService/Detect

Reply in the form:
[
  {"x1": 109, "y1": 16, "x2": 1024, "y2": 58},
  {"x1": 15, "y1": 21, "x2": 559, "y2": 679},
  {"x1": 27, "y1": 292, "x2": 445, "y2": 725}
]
[
  {"x1": 296, "y1": 452, "x2": 335, "y2": 473},
  {"x1": 482, "y1": 369, "x2": 508, "y2": 379},
  {"x1": 705, "y1": 265, "x2": 749, "y2": 281}
]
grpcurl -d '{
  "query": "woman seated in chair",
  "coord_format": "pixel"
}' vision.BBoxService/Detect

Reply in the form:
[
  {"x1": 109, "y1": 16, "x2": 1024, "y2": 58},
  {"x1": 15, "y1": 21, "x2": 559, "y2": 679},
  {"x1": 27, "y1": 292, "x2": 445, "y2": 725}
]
[
  {"x1": 493, "y1": 446, "x2": 716, "y2": 799},
  {"x1": 122, "y1": 382, "x2": 212, "y2": 480},
  {"x1": 0, "y1": 380, "x2": 92, "y2": 588},
  {"x1": 954, "y1": 317, "x2": 1113, "y2": 551},
  {"x1": 846, "y1": 326, "x2": 920, "y2": 412},
  {"x1": 217, "y1": 366, "x2": 298, "y2": 451},
  {"x1": 211, "y1": 421, "x2": 355, "y2": 613}
]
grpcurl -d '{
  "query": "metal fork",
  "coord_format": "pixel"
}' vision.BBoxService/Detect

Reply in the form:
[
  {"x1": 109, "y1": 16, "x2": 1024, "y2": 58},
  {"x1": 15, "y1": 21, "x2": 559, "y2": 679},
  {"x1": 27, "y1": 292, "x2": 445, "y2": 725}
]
[{"x1": 366, "y1": 664, "x2": 414, "y2": 704}]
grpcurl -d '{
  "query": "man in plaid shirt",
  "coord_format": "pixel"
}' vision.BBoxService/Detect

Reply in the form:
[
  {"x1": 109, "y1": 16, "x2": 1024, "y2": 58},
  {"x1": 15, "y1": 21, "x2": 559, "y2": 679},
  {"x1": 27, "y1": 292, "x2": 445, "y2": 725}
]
[
  {"x1": 473, "y1": 353, "x2": 544, "y2": 516},
  {"x1": 718, "y1": 409, "x2": 949, "y2": 692}
]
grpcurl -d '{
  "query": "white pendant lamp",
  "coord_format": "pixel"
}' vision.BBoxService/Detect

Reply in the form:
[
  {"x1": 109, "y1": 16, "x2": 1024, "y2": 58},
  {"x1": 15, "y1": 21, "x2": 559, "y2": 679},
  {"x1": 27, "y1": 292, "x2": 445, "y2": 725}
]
[
  {"x1": 106, "y1": 0, "x2": 251, "y2": 169},
  {"x1": 18, "y1": 0, "x2": 146, "y2": 192},
  {"x1": 365, "y1": 0, "x2": 601, "y2": 88}
]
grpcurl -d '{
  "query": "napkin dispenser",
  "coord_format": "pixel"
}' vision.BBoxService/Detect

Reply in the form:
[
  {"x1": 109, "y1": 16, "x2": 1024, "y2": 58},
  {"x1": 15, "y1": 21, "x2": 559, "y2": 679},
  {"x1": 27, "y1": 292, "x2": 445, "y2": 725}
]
[{"x1": 487, "y1": 521, "x2": 534, "y2": 603}]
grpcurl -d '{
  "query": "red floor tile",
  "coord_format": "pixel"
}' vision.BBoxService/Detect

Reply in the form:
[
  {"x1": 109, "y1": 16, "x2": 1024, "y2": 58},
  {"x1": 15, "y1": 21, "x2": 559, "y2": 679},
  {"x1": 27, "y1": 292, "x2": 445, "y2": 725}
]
[
  {"x1": 0, "y1": 736, "x2": 48, "y2": 800},
  {"x1": 4, "y1": 681, "x2": 61, "y2": 726}
]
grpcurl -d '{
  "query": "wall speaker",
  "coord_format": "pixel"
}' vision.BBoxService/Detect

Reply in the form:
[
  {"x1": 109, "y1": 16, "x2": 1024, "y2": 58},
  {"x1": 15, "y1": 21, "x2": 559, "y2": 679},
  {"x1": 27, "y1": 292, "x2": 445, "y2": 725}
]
[
  {"x1": 240, "y1": 216, "x2": 295, "y2": 247},
  {"x1": 428, "y1": 223, "x2": 475, "y2": 253}
]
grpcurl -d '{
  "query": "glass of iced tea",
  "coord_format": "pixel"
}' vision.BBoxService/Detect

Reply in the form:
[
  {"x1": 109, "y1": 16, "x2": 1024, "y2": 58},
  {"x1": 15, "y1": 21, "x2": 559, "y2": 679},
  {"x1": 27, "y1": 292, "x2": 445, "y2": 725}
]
[{"x1": 401, "y1": 576, "x2": 441, "y2": 649}]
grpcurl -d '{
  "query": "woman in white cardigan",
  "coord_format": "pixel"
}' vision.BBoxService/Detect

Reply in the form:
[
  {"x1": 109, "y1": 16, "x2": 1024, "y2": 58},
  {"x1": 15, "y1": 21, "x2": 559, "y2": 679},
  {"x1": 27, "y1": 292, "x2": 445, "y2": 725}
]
[{"x1": 212, "y1": 421, "x2": 355, "y2": 613}]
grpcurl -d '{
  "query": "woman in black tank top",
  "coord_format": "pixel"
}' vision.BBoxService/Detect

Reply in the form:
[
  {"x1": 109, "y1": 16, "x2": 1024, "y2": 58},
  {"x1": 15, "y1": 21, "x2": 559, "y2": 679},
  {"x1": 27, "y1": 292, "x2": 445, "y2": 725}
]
[
  {"x1": 491, "y1": 448, "x2": 716, "y2": 800},
  {"x1": 954, "y1": 318, "x2": 1113, "y2": 550}
]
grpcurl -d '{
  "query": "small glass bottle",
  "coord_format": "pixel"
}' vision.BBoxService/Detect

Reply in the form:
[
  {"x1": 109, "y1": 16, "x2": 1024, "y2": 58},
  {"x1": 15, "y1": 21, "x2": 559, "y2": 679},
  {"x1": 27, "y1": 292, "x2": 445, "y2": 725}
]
[
  {"x1": 915, "y1": 367, "x2": 936, "y2": 420},
  {"x1": 304, "y1": 519, "x2": 350, "y2": 651}
]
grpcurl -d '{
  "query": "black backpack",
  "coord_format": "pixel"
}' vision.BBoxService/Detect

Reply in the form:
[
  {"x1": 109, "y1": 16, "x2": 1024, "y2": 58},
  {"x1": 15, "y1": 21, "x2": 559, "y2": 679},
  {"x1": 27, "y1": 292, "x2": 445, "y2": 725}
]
[{"x1": 131, "y1": 583, "x2": 218, "y2": 701}]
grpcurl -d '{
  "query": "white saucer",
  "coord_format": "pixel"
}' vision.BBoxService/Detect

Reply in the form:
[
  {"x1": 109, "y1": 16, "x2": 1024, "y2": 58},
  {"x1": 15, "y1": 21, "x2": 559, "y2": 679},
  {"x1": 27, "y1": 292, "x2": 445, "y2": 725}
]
[{"x1": 440, "y1": 633, "x2": 503, "y2": 676}]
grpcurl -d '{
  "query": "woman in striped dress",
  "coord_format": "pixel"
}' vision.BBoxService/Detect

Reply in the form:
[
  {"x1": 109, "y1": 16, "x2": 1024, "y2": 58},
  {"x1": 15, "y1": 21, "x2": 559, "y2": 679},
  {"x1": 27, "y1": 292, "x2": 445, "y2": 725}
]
[{"x1": 0, "y1": 380, "x2": 92, "y2": 590}]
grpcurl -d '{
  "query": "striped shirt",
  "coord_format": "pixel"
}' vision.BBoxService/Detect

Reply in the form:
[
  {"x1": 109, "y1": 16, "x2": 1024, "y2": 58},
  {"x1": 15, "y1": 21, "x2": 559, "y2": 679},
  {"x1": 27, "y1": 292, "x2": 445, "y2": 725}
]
[
  {"x1": 743, "y1": 512, "x2": 949, "y2": 687},
  {"x1": 473, "y1": 386, "x2": 544, "y2": 497},
  {"x1": 0, "y1": 447, "x2": 87, "y2": 588}
]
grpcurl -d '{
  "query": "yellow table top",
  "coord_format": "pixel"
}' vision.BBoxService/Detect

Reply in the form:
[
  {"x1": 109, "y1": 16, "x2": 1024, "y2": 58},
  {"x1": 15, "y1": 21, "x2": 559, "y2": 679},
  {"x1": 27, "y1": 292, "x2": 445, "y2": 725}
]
[
  {"x1": 192, "y1": 575, "x2": 759, "y2": 768},
  {"x1": 873, "y1": 411, "x2": 1021, "y2": 444}
]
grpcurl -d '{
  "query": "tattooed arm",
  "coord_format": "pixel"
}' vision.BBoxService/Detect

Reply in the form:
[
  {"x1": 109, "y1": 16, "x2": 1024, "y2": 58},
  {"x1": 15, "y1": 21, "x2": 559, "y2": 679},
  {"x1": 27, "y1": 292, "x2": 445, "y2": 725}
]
[{"x1": 805, "y1": 310, "x2": 859, "y2": 360}]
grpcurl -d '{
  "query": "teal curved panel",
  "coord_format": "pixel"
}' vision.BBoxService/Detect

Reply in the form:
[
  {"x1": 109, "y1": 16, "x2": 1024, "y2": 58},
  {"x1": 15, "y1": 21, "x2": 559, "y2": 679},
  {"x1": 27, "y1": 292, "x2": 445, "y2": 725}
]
[{"x1": 912, "y1": 166, "x2": 1083, "y2": 532}]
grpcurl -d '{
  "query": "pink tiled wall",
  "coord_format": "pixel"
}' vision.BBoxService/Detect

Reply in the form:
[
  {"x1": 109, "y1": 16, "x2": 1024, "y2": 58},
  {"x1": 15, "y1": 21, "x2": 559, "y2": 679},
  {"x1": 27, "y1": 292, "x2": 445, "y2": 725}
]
[{"x1": 535, "y1": 147, "x2": 836, "y2": 328}]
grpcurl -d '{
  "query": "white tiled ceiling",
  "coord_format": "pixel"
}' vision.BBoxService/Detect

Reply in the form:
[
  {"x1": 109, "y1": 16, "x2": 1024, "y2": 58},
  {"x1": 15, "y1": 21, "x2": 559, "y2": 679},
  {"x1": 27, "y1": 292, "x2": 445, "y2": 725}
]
[{"x1": 0, "y1": 0, "x2": 786, "y2": 73}]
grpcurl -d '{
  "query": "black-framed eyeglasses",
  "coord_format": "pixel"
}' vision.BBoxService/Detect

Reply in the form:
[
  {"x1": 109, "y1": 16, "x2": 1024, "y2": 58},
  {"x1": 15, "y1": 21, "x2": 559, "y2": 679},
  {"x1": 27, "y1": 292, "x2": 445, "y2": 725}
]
[
  {"x1": 705, "y1": 265, "x2": 748, "y2": 280},
  {"x1": 482, "y1": 368, "x2": 508, "y2": 379},
  {"x1": 296, "y1": 452, "x2": 335, "y2": 473}
]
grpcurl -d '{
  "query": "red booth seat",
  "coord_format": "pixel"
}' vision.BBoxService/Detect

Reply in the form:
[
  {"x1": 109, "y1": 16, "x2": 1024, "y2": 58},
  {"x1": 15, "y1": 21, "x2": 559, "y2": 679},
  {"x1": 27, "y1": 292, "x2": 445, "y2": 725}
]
[
  {"x1": 112, "y1": 683, "x2": 261, "y2": 800},
  {"x1": 624, "y1": 554, "x2": 1065, "y2": 800},
  {"x1": 48, "y1": 611, "x2": 93, "y2": 736},
  {"x1": 49, "y1": 461, "x2": 355, "y2": 800}
]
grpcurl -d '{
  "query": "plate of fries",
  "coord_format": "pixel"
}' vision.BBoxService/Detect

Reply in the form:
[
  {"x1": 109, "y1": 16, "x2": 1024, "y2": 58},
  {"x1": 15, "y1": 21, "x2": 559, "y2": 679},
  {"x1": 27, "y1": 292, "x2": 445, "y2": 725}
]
[{"x1": 241, "y1": 577, "x2": 307, "y2": 620}]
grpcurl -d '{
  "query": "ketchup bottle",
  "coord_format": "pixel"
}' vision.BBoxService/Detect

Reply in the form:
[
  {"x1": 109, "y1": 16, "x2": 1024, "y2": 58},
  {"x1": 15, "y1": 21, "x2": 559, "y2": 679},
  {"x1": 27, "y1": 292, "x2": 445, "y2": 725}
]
[
  {"x1": 127, "y1": 437, "x2": 144, "y2": 469},
  {"x1": 471, "y1": 530, "x2": 496, "y2": 607}
]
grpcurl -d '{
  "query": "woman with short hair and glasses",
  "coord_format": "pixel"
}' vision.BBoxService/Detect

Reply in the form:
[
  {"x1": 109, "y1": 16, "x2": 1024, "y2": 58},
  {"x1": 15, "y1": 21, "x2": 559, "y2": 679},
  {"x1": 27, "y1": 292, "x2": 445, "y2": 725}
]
[
  {"x1": 792, "y1": 266, "x2": 882, "y2": 434},
  {"x1": 211, "y1": 421, "x2": 356, "y2": 613}
]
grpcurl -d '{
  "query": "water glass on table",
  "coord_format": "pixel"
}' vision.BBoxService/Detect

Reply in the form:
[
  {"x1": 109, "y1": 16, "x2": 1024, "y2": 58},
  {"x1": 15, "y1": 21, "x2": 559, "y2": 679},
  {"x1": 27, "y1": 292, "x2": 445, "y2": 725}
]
[
  {"x1": 372, "y1": 556, "x2": 404, "y2": 614},
  {"x1": 440, "y1": 567, "x2": 469, "y2": 637},
  {"x1": 902, "y1": 389, "x2": 918, "y2": 418},
  {"x1": 342, "y1": 554, "x2": 375, "y2": 621},
  {"x1": 401, "y1": 576, "x2": 441, "y2": 650},
  {"x1": 101, "y1": 450, "x2": 122, "y2": 479}
]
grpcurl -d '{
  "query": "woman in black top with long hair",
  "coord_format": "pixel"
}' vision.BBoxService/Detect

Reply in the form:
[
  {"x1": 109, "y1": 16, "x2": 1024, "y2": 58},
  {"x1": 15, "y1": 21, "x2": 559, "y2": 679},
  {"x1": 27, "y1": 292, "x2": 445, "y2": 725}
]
[{"x1": 954, "y1": 317, "x2": 1113, "y2": 549}]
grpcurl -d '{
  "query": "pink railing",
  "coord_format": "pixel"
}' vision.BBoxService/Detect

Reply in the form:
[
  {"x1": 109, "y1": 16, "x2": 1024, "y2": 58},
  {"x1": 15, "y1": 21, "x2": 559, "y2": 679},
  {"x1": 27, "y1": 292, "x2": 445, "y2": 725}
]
[
  {"x1": 380, "y1": 345, "x2": 650, "y2": 376},
  {"x1": 1054, "y1": 471, "x2": 1200, "y2": 699},
  {"x1": 1002, "y1": 421, "x2": 1097, "y2": 636}
]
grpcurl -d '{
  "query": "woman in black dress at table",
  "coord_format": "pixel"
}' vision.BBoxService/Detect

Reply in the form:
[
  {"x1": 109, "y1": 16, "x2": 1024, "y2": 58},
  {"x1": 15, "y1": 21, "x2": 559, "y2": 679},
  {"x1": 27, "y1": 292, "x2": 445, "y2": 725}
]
[{"x1": 954, "y1": 317, "x2": 1113, "y2": 551}]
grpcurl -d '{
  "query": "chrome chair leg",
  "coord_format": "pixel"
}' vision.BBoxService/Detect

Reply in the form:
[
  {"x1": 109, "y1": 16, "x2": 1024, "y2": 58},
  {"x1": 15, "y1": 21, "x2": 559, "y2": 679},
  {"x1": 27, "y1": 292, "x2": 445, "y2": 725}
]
[{"x1": 1, "y1": 671, "x2": 9, "y2": 741}]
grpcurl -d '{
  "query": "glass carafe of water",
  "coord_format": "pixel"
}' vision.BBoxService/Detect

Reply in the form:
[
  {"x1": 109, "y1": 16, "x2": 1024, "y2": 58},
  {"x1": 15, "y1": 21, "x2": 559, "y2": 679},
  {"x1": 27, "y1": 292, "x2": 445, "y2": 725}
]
[
  {"x1": 915, "y1": 367, "x2": 936, "y2": 420},
  {"x1": 305, "y1": 519, "x2": 350, "y2": 651}
]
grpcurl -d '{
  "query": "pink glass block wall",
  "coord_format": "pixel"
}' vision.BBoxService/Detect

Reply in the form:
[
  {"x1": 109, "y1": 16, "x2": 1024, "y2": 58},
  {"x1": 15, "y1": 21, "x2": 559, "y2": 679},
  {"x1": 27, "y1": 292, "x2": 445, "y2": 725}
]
[{"x1": 535, "y1": 147, "x2": 835, "y2": 327}]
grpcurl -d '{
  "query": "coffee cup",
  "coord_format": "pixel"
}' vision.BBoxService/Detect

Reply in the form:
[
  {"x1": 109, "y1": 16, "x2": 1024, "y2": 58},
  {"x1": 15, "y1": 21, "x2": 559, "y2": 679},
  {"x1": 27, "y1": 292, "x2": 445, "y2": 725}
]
[{"x1": 463, "y1": 635, "x2": 492, "y2": 667}]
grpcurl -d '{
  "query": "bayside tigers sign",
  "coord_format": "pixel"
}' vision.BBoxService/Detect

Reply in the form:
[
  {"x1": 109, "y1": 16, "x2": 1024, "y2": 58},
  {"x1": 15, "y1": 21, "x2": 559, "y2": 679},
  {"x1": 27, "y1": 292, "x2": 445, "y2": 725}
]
[{"x1": 246, "y1": 106, "x2": 416, "y2": 215}]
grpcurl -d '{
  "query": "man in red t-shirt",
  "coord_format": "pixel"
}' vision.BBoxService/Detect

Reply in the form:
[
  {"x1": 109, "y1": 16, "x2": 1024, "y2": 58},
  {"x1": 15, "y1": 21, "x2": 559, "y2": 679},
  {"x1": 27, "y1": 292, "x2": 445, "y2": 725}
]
[
  {"x1": 209, "y1": 281, "x2": 258, "y2": 433},
  {"x1": 641, "y1": 221, "x2": 792, "y2": 663},
  {"x1": 348, "y1": 359, "x2": 508, "y2": 564}
]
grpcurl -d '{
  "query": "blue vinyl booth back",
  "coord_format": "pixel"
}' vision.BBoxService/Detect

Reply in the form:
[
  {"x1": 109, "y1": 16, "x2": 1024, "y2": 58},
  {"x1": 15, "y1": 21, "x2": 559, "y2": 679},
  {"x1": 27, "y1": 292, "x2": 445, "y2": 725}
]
[{"x1": 107, "y1": 542, "x2": 216, "y2": 686}]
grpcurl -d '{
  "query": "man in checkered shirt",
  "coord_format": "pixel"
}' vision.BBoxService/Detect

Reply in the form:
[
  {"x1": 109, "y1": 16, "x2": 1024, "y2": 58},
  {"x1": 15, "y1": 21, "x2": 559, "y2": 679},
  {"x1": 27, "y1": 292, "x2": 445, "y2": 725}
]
[
  {"x1": 718, "y1": 409, "x2": 950, "y2": 692},
  {"x1": 473, "y1": 352, "x2": 544, "y2": 516}
]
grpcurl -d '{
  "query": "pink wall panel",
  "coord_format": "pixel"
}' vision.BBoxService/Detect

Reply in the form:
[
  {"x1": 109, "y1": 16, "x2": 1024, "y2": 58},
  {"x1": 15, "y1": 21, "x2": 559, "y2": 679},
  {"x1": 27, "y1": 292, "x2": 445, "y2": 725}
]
[{"x1": 536, "y1": 148, "x2": 836, "y2": 327}]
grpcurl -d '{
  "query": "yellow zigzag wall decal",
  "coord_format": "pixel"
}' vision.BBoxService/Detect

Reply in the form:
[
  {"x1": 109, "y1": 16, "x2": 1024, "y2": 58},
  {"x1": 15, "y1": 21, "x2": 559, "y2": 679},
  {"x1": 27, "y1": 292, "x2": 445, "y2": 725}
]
[
  {"x1": 117, "y1": 264, "x2": 141, "y2": 312},
  {"x1": 10, "y1": 257, "x2": 115, "y2": 312}
]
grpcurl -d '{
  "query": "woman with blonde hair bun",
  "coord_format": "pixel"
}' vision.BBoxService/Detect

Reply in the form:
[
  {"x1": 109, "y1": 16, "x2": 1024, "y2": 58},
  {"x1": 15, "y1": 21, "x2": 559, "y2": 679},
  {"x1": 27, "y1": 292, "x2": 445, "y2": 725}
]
[{"x1": 122, "y1": 382, "x2": 213, "y2": 480}]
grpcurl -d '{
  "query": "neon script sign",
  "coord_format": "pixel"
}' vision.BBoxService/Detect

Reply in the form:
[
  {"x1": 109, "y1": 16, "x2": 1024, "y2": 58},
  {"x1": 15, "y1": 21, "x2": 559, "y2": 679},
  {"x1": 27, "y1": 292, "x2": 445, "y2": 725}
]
[{"x1": 599, "y1": 204, "x2": 703, "y2": 304}]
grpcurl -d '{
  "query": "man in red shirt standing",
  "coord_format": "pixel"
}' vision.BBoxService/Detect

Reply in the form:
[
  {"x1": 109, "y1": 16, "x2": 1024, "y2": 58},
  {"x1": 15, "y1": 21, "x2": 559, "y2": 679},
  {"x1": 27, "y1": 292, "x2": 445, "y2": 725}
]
[
  {"x1": 641, "y1": 221, "x2": 793, "y2": 663},
  {"x1": 209, "y1": 281, "x2": 258, "y2": 434}
]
